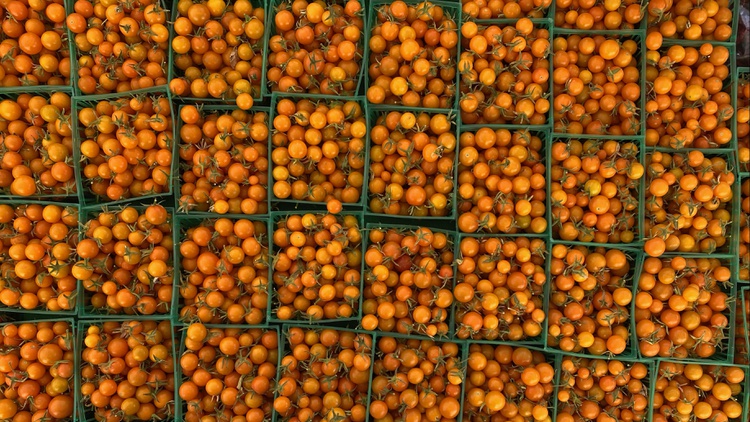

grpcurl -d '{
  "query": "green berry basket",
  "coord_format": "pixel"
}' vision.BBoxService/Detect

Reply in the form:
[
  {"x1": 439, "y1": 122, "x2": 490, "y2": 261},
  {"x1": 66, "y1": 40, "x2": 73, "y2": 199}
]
[
  {"x1": 738, "y1": 68, "x2": 749, "y2": 175},
  {"x1": 544, "y1": 242, "x2": 643, "y2": 360},
  {"x1": 364, "y1": 0, "x2": 462, "y2": 112},
  {"x1": 267, "y1": 210, "x2": 365, "y2": 324},
  {"x1": 75, "y1": 203, "x2": 178, "y2": 320},
  {"x1": 551, "y1": 0, "x2": 648, "y2": 31},
  {"x1": 268, "y1": 93, "x2": 368, "y2": 211},
  {"x1": 735, "y1": 287, "x2": 749, "y2": 366},
  {"x1": 364, "y1": 106, "x2": 459, "y2": 223},
  {"x1": 174, "y1": 324, "x2": 280, "y2": 422},
  {"x1": 173, "y1": 214, "x2": 271, "y2": 326},
  {"x1": 0, "y1": 200, "x2": 80, "y2": 316},
  {"x1": 71, "y1": 86, "x2": 178, "y2": 208},
  {"x1": 646, "y1": 0, "x2": 741, "y2": 45},
  {"x1": 738, "y1": 173, "x2": 749, "y2": 284},
  {"x1": 453, "y1": 232, "x2": 549, "y2": 347},
  {"x1": 75, "y1": 317, "x2": 178, "y2": 422},
  {"x1": 167, "y1": 0, "x2": 268, "y2": 104},
  {"x1": 173, "y1": 103, "x2": 272, "y2": 218}
]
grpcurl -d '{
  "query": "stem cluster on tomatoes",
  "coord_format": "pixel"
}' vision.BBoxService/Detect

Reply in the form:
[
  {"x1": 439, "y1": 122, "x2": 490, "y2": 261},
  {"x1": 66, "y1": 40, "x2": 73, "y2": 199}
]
[
  {"x1": 455, "y1": 236, "x2": 547, "y2": 342},
  {"x1": 177, "y1": 106, "x2": 269, "y2": 216},
  {"x1": 178, "y1": 217, "x2": 269, "y2": 324},
  {"x1": 550, "y1": 139, "x2": 643, "y2": 244},
  {"x1": 547, "y1": 244, "x2": 635, "y2": 356},
  {"x1": 76, "y1": 204, "x2": 174, "y2": 315},
  {"x1": 554, "y1": 0, "x2": 645, "y2": 30},
  {"x1": 647, "y1": 0, "x2": 734, "y2": 42},
  {"x1": 0, "y1": 93, "x2": 75, "y2": 197},
  {"x1": 77, "y1": 94, "x2": 174, "y2": 203},
  {"x1": 0, "y1": 203, "x2": 78, "y2": 312},
  {"x1": 80, "y1": 320, "x2": 176, "y2": 421},
  {"x1": 179, "y1": 323, "x2": 278, "y2": 422},
  {"x1": 459, "y1": 19, "x2": 551, "y2": 125},
  {"x1": 170, "y1": 0, "x2": 265, "y2": 109},
  {"x1": 637, "y1": 256, "x2": 732, "y2": 359},
  {"x1": 271, "y1": 213, "x2": 363, "y2": 321},
  {"x1": 0, "y1": 321, "x2": 75, "y2": 421}
]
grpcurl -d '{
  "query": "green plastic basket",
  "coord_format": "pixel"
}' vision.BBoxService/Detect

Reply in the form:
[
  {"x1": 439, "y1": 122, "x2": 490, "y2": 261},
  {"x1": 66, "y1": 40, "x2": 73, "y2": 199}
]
[
  {"x1": 735, "y1": 287, "x2": 749, "y2": 366},
  {"x1": 173, "y1": 103, "x2": 271, "y2": 217},
  {"x1": 76, "y1": 203, "x2": 178, "y2": 320},
  {"x1": 267, "y1": 93, "x2": 368, "y2": 210},
  {"x1": 551, "y1": 0, "x2": 648, "y2": 31},
  {"x1": 364, "y1": 0, "x2": 461, "y2": 112},
  {"x1": 453, "y1": 232, "x2": 549, "y2": 346},
  {"x1": 267, "y1": 210, "x2": 365, "y2": 324},
  {"x1": 0, "y1": 200, "x2": 80, "y2": 316},
  {"x1": 646, "y1": 0, "x2": 740, "y2": 45},
  {"x1": 738, "y1": 174, "x2": 749, "y2": 284},
  {"x1": 739, "y1": 68, "x2": 749, "y2": 175},
  {"x1": 71, "y1": 86, "x2": 178, "y2": 208},
  {"x1": 75, "y1": 317, "x2": 178, "y2": 422},
  {"x1": 364, "y1": 106, "x2": 459, "y2": 222}
]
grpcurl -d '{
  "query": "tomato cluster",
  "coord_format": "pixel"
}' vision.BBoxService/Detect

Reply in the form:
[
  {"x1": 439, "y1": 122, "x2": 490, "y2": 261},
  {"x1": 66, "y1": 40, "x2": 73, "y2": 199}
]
[
  {"x1": 0, "y1": 0, "x2": 71, "y2": 87},
  {"x1": 0, "y1": 203, "x2": 77, "y2": 312},
  {"x1": 76, "y1": 205, "x2": 173, "y2": 315},
  {"x1": 80, "y1": 320, "x2": 175, "y2": 421},
  {"x1": 180, "y1": 324, "x2": 278, "y2": 422},
  {"x1": 741, "y1": 178, "x2": 749, "y2": 282},
  {"x1": 271, "y1": 213, "x2": 362, "y2": 321},
  {"x1": 361, "y1": 226, "x2": 454, "y2": 337},
  {"x1": 457, "y1": 129, "x2": 547, "y2": 234},
  {"x1": 271, "y1": 98, "x2": 365, "y2": 204},
  {"x1": 459, "y1": 19, "x2": 551, "y2": 125},
  {"x1": 369, "y1": 111, "x2": 456, "y2": 217},
  {"x1": 0, "y1": 320, "x2": 75, "y2": 421},
  {"x1": 645, "y1": 41, "x2": 733, "y2": 149},
  {"x1": 0, "y1": 93, "x2": 74, "y2": 197},
  {"x1": 178, "y1": 217, "x2": 269, "y2": 324},
  {"x1": 644, "y1": 151, "x2": 735, "y2": 257},
  {"x1": 647, "y1": 0, "x2": 734, "y2": 42},
  {"x1": 557, "y1": 357, "x2": 649, "y2": 422},
  {"x1": 370, "y1": 336, "x2": 463, "y2": 422},
  {"x1": 177, "y1": 105, "x2": 269, "y2": 215},
  {"x1": 547, "y1": 244, "x2": 635, "y2": 356},
  {"x1": 464, "y1": 344, "x2": 554, "y2": 421},
  {"x1": 460, "y1": 0, "x2": 550, "y2": 19},
  {"x1": 77, "y1": 94, "x2": 174, "y2": 203},
  {"x1": 654, "y1": 361, "x2": 745, "y2": 422},
  {"x1": 68, "y1": 0, "x2": 169, "y2": 95},
  {"x1": 637, "y1": 256, "x2": 732, "y2": 360},
  {"x1": 550, "y1": 139, "x2": 643, "y2": 244},
  {"x1": 554, "y1": 0, "x2": 645, "y2": 30},
  {"x1": 274, "y1": 327, "x2": 372, "y2": 422},
  {"x1": 170, "y1": 0, "x2": 265, "y2": 109},
  {"x1": 552, "y1": 34, "x2": 642, "y2": 136},
  {"x1": 366, "y1": 1, "x2": 458, "y2": 108},
  {"x1": 455, "y1": 236, "x2": 547, "y2": 342}
]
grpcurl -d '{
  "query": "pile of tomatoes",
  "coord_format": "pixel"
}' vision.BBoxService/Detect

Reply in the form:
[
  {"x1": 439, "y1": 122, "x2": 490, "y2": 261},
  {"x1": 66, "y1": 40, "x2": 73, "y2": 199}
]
[
  {"x1": 269, "y1": 0, "x2": 364, "y2": 95},
  {"x1": 370, "y1": 336, "x2": 463, "y2": 422},
  {"x1": 77, "y1": 93, "x2": 174, "y2": 203},
  {"x1": 455, "y1": 236, "x2": 547, "y2": 342},
  {"x1": 464, "y1": 344, "x2": 554, "y2": 422},
  {"x1": 369, "y1": 111, "x2": 456, "y2": 217},
  {"x1": 170, "y1": 0, "x2": 265, "y2": 108},
  {"x1": 0, "y1": 0, "x2": 71, "y2": 88},
  {"x1": 177, "y1": 105, "x2": 269, "y2": 215},
  {"x1": 557, "y1": 356, "x2": 650, "y2": 422},
  {"x1": 739, "y1": 73, "x2": 749, "y2": 172},
  {"x1": 644, "y1": 151, "x2": 735, "y2": 256},
  {"x1": 68, "y1": 0, "x2": 169, "y2": 95},
  {"x1": 271, "y1": 97, "x2": 365, "y2": 204},
  {"x1": 0, "y1": 203, "x2": 78, "y2": 312},
  {"x1": 76, "y1": 204, "x2": 174, "y2": 315},
  {"x1": 742, "y1": 178, "x2": 749, "y2": 282},
  {"x1": 274, "y1": 327, "x2": 371, "y2": 422},
  {"x1": 461, "y1": 0, "x2": 550, "y2": 19},
  {"x1": 547, "y1": 244, "x2": 635, "y2": 356},
  {"x1": 554, "y1": 0, "x2": 645, "y2": 30},
  {"x1": 367, "y1": 1, "x2": 458, "y2": 108},
  {"x1": 271, "y1": 213, "x2": 363, "y2": 322},
  {"x1": 361, "y1": 226, "x2": 454, "y2": 337},
  {"x1": 0, "y1": 320, "x2": 75, "y2": 421},
  {"x1": 180, "y1": 323, "x2": 278, "y2": 422},
  {"x1": 80, "y1": 320, "x2": 175, "y2": 421},
  {"x1": 654, "y1": 361, "x2": 745, "y2": 422},
  {"x1": 645, "y1": 40, "x2": 733, "y2": 149},
  {"x1": 0, "y1": 93, "x2": 75, "y2": 197},
  {"x1": 459, "y1": 19, "x2": 551, "y2": 125},
  {"x1": 735, "y1": 289, "x2": 749, "y2": 366},
  {"x1": 178, "y1": 217, "x2": 269, "y2": 325},
  {"x1": 550, "y1": 138, "x2": 643, "y2": 244},
  {"x1": 647, "y1": 0, "x2": 734, "y2": 41}
]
